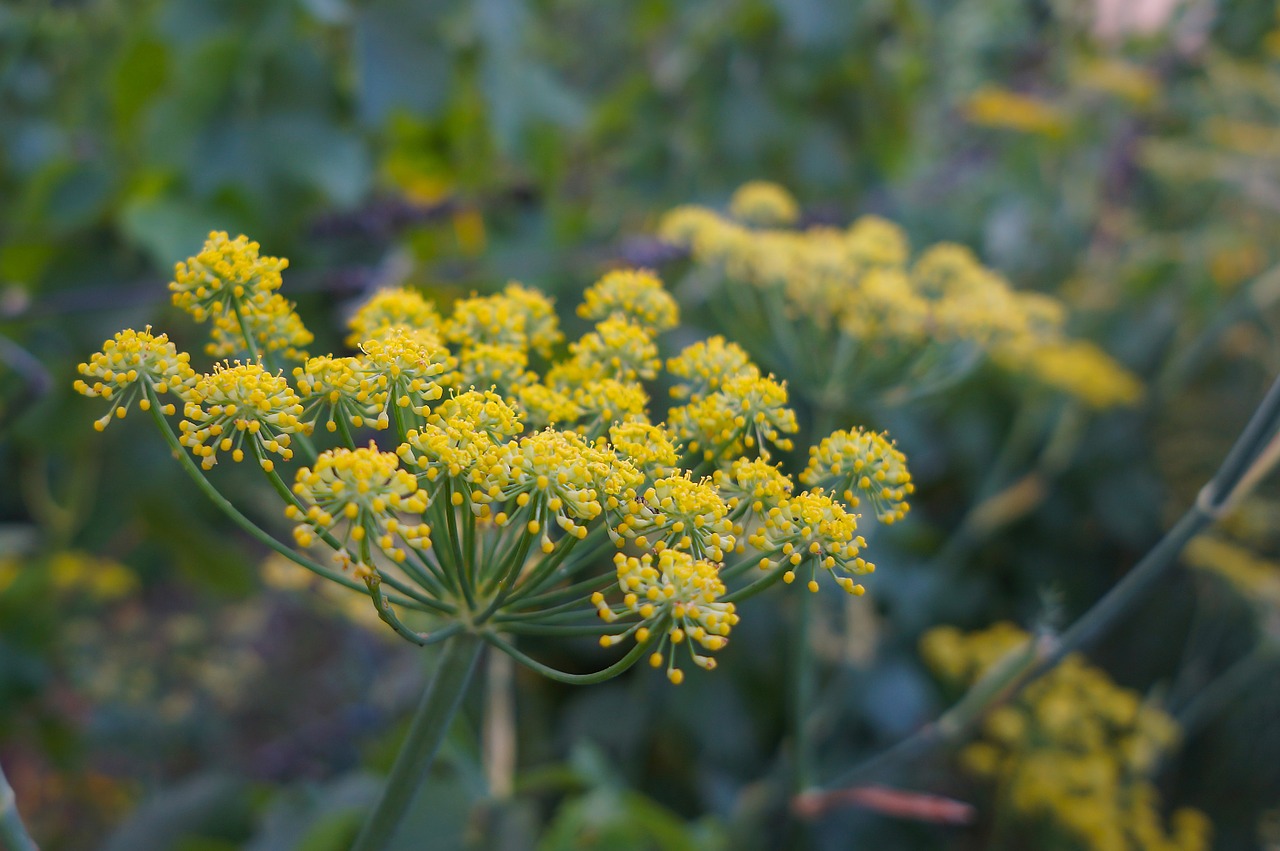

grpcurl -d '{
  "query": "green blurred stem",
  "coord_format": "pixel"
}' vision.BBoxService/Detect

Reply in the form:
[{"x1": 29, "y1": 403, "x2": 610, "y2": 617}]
[
  {"x1": 792, "y1": 590, "x2": 816, "y2": 792},
  {"x1": 351, "y1": 632, "x2": 484, "y2": 851},
  {"x1": 231, "y1": 299, "x2": 262, "y2": 364},
  {"x1": 821, "y1": 370, "x2": 1280, "y2": 792},
  {"x1": 0, "y1": 761, "x2": 37, "y2": 851},
  {"x1": 1176, "y1": 639, "x2": 1279, "y2": 736},
  {"x1": 723, "y1": 565, "x2": 786, "y2": 604}
]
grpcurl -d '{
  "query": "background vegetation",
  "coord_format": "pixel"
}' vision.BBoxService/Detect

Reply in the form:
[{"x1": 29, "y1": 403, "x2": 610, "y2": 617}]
[{"x1": 3, "y1": 0, "x2": 1280, "y2": 848}]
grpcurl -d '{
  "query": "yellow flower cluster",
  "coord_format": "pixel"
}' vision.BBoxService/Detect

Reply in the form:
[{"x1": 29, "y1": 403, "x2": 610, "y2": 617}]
[
  {"x1": 993, "y1": 339, "x2": 1143, "y2": 409},
  {"x1": 657, "y1": 185, "x2": 1141, "y2": 409},
  {"x1": 345, "y1": 287, "x2": 443, "y2": 348},
  {"x1": 753, "y1": 489, "x2": 871, "y2": 594},
  {"x1": 801, "y1": 428, "x2": 913, "y2": 523},
  {"x1": 80, "y1": 234, "x2": 913, "y2": 684},
  {"x1": 666, "y1": 336, "x2": 754, "y2": 400},
  {"x1": 170, "y1": 231, "x2": 313, "y2": 360},
  {"x1": 75, "y1": 327, "x2": 195, "y2": 430},
  {"x1": 608, "y1": 422, "x2": 679, "y2": 476},
  {"x1": 613, "y1": 474, "x2": 735, "y2": 561},
  {"x1": 727, "y1": 180, "x2": 801, "y2": 227},
  {"x1": 178, "y1": 361, "x2": 307, "y2": 471},
  {"x1": 714, "y1": 457, "x2": 794, "y2": 517},
  {"x1": 594, "y1": 550, "x2": 738, "y2": 684},
  {"x1": 577, "y1": 269, "x2": 679, "y2": 333},
  {"x1": 668, "y1": 370, "x2": 798, "y2": 461},
  {"x1": 357, "y1": 328, "x2": 455, "y2": 426},
  {"x1": 287, "y1": 444, "x2": 431, "y2": 572},
  {"x1": 0, "y1": 551, "x2": 136, "y2": 601},
  {"x1": 445, "y1": 282, "x2": 562, "y2": 358},
  {"x1": 961, "y1": 86, "x2": 1070, "y2": 137},
  {"x1": 921, "y1": 624, "x2": 1211, "y2": 851},
  {"x1": 565, "y1": 317, "x2": 661, "y2": 382}
]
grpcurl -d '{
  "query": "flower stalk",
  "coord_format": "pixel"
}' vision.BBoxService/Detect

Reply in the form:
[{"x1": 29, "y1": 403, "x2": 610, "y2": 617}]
[{"x1": 350, "y1": 632, "x2": 484, "y2": 851}]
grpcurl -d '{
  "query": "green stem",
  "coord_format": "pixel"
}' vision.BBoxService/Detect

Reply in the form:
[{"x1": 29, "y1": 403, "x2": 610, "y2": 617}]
[
  {"x1": 366, "y1": 577, "x2": 464, "y2": 648},
  {"x1": 350, "y1": 632, "x2": 484, "y2": 851},
  {"x1": 822, "y1": 630, "x2": 1043, "y2": 789},
  {"x1": 0, "y1": 761, "x2": 37, "y2": 851},
  {"x1": 250, "y1": 442, "x2": 453, "y2": 613},
  {"x1": 482, "y1": 630, "x2": 653, "y2": 685},
  {"x1": 1175, "y1": 640, "x2": 1279, "y2": 736},
  {"x1": 476, "y1": 529, "x2": 538, "y2": 622},
  {"x1": 723, "y1": 565, "x2": 786, "y2": 604},
  {"x1": 501, "y1": 571, "x2": 614, "y2": 614},
  {"x1": 335, "y1": 414, "x2": 358, "y2": 450},
  {"x1": 442, "y1": 484, "x2": 476, "y2": 610},
  {"x1": 792, "y1": 590, "x2": 816, "y2": 792},
  {"x1": 231, "y1": 298, "x2": 263, "y2": 364},
  {"x1": 497, "y1": 621, "x2": 634, "y2": 637},
  {"x1": 819, "y1": 371, "x2": 1280, "y2": 793},
  {"x1": 144, "y1": 388, "x2": 433, "y2": 608}
]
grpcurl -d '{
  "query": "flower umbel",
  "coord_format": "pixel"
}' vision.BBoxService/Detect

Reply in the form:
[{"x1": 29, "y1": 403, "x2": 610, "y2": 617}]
[
  {"x1": 594, "y1": 550, "x2": 739, "y2": 683},
  {"x1": 75, "y1": 327, "x2": 196, "y2": 430},
  {"x1": 288, "y1": 444, "x2": 431, "y2": 572},
  {"x1": 80, "y1": 232, "x2": 910, "y2": 690},
  {"x1": 178, "y1": 361, "x2": 307, "y2": 471}
]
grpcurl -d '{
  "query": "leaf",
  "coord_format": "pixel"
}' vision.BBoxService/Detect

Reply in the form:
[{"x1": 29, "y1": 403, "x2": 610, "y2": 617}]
[
  {"x1": 245, "y1": 774, "x2": 380, "y2": 851},
  {"x1": 262, "y1": 115, "x2": 372, "y2": 207},
  {"x1": 101, "y1": 774, "x2": 251, "y2": 851},
  {"x1": 353, "y1": 0, "x2": 454, "y2": 126},
  {"x1": 119, "y1": 195, "x2": 240, "y2": 269},
  {"x1": 112, "y1": 38, "x2": 170, "y2": 138}
]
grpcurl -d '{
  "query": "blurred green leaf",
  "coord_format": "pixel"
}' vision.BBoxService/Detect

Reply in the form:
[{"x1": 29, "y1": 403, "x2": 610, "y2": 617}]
[{"x1": 102, "y1": 774, "x2": 252, "y2": 851}]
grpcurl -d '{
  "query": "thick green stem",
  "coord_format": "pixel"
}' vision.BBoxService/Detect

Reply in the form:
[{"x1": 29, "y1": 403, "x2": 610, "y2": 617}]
[
  {"x1": 792, "y1": 590, "x2": 816, "y2": 792},
  {"x1": 351, "y1": 633, "x2": 484, "y2": 851},
  {"x1": 1176, "y1": 640, "x2": 1279, "y2": 736},
  {"x1": 0, "y1": 761, "x2": 37, "y2": 851}
]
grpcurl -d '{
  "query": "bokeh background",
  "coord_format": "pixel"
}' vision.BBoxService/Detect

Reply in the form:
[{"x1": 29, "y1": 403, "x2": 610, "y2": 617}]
[{"x1": 4, "y1": 0, "x2": 1280, "y2": 848}]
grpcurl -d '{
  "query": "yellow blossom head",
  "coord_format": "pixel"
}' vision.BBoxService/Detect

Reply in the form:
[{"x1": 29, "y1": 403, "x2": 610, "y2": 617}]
[
  {"x1": 288, "y1": 443, "x2": 431, "y2": 569},
  {"x1": 666, "y1": 336, "x2": 755, "y2": 400},
  {"x1": 595, "y1": 549, "x2": 737, "y2": 682},
  {"x1": 170, "y1": 231, "x2": 288, "y2": 322},
  {"x1": 566, "y1": 317, "x2": 661, "y2": 383},
  {"x1": 757, "y1": 489, "x2": 869, "y2": 594},
  {"x1": 669, "y1": 370, "x2": 798, "y2": 461},
  {"x1": 75, "y1": 327, "x2": 196, "y2": 429},
  {"x1": 801, "y1": 428, "x2": 913, "y2": 523},
  {"x1": 346, "y1": 287, "x2": 444, "y2": 347},
  {"x1": 179, "y1": 361, "x2": 307, "y2": 470},
  {"x1": 578, "y1": 269, "x2": 679, "y2": 333},
  {"x1": 728, "y1": 181, "x2": 801, "y2": 227}
]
